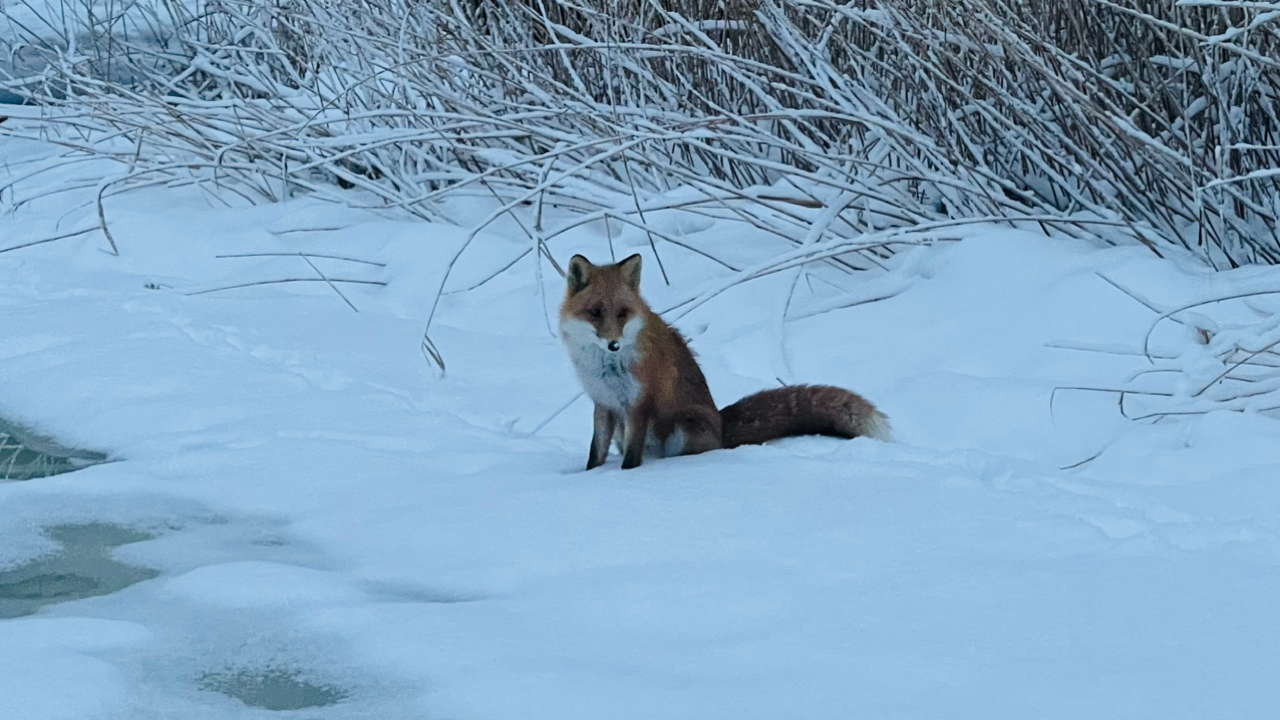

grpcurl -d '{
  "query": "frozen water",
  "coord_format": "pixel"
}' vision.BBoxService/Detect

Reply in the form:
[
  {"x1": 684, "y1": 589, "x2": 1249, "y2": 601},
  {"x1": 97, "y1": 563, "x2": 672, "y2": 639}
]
[
  {"x1": 0, "y1": 417, "x2": 109, "y2": 481},
  {"x1": 199, "y1": 668, "x2": 348, "y2": 711},
  {"x1": 0, "y1": 523, "x2": 157, "y2": 618}
]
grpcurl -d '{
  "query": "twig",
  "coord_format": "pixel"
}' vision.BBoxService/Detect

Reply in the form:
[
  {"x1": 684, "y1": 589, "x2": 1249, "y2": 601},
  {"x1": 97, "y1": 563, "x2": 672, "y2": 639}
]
[
  {"x1": 0, "y1": 226, "x2": 97, "y2": 254},
  {"x1": 525, "y1": 391, "x2": 585, "y2": 436},
  {"x1": 1060, "y1": 448, "x2": 1105, "y2": 470},
  {"x1": 95, "y1": 180, "x2": 121, "y2": 256},
  {"x1": 187, "y1": 278, "x2": 387, "y2": 295},
  {"x1": 300, "y1": 253, "x2": 360, "y2": 312},
  {"x1": 216, "y1": 252, "x2": 386, "y2": 267}
]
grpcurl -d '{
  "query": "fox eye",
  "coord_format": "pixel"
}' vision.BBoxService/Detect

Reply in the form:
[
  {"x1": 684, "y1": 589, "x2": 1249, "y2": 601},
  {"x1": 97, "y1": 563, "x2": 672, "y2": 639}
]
[
  {"x1": 617, "y1": 308, "x2": 629, "y2": 320},
  {"x1": 587, "y1": 305, "x2": 603, "y2": 320}
]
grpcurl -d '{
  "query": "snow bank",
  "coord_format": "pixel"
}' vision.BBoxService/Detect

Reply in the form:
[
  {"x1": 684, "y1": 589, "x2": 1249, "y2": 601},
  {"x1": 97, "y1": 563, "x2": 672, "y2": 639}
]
[{"x1": 1, "y1": 119, "x2": 1278, "y2": 718}]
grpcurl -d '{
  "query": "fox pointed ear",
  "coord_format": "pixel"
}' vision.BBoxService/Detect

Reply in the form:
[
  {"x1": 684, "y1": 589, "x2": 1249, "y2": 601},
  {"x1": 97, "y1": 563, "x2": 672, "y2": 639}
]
[
  {"x1": 619, "y1": 253, "x2": 642, "y2": 290},
  {"x1": 566, "y1": 255, "x2": 593, "y2": 294}
]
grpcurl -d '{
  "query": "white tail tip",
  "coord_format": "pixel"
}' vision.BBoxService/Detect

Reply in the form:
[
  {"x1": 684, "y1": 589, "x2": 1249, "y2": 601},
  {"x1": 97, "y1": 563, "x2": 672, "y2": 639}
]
[{"x1": 861, "y1": 410, "x2": 893, "y2": 442}]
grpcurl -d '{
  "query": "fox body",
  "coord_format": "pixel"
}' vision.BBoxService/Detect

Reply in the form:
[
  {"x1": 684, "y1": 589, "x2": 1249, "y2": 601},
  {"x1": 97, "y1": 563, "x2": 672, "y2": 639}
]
[{"x1": 559, "y1": 253, "x2": 890, "y2": 470}]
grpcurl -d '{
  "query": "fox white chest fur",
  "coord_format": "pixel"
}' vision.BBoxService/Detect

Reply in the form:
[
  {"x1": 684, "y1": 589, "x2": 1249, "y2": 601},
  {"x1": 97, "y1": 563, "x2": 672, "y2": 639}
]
[
  {"x1": 561, "y1": 315, "x2": 687, "y2": 457},
  {"x1": 560, "y1": 316, "x2": 645, "y2": 411}
]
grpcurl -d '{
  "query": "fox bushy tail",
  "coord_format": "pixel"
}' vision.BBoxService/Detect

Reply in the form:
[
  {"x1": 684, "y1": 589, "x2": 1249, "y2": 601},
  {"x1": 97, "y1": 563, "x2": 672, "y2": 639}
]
[{"x1": 718, "y1": 385, "x2": 891, "y2": 449}]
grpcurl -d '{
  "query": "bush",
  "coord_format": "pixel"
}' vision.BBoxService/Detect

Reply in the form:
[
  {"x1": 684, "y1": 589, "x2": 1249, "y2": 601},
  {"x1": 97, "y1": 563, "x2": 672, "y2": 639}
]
[{"x1": 3, "y1": 0, "x2": 1278, "y2": 370}]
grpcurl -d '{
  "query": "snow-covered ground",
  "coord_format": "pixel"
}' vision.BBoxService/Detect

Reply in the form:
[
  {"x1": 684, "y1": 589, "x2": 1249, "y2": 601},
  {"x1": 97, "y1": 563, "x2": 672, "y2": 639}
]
[{"x1": 2, "y1": 110, "x2": 1279, "y2": 719}]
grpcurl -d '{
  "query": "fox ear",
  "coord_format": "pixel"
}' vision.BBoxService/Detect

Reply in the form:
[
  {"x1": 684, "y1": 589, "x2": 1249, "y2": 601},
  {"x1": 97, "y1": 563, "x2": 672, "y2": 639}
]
[
  {"x1": 566, "y1": 255, "x2": 593, "y2": 294},
  {"x1": 619, "y1": 253, "x2": 642, "y2": 290}
]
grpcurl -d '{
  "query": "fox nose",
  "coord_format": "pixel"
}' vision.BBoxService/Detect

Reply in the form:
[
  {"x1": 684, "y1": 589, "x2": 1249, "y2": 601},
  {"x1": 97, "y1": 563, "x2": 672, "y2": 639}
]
[{"x1": 607, "y1": 340, "x2": 621, "y2": 352}]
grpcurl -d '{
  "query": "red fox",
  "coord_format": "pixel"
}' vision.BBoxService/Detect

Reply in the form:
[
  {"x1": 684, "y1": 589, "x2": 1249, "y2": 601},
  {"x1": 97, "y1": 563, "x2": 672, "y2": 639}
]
[{"x1": 559, "y1": 253, "x2": 890, "y2": 470}]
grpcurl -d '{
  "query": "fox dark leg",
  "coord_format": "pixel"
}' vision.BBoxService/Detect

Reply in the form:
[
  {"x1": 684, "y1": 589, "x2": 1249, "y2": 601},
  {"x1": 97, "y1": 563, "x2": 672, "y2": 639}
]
[
  {"x1": 621, "y1": 403, "x2": 653, "y2": 469},
  {"x1": 588, "y1": 404, "x2": 618, "y2": 470}
]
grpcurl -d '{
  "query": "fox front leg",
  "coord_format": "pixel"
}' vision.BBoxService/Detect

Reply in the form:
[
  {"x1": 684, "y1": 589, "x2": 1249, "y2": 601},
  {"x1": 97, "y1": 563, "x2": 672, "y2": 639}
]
[
  {"x1": 621, "y1": 403, "x2": 652, "y2": 470},
  {"x1": 588, "y1": 404, "x2": 618, "y2": 470}
]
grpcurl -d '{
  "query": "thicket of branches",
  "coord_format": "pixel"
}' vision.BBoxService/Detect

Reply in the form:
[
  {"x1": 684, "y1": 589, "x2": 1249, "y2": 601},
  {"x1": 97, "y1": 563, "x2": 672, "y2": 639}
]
[
  {"x1": 3, "y1": 0, "x2": 1280, "y2": 396},
  {"x1": 4, "y1": 0, "x2": 1278, "y2": 268}
]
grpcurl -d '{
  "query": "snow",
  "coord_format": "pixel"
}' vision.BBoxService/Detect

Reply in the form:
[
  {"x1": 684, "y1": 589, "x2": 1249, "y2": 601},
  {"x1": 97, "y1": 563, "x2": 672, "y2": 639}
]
[{"x1": 2, "y1": 115, "x2": 1280, "y2": 719}]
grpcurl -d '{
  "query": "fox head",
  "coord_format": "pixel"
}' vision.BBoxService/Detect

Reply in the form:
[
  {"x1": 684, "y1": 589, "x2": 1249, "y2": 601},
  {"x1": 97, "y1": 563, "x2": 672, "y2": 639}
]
[{"x1": 560, "y1": 253, "x2": 647, "y2": 353}]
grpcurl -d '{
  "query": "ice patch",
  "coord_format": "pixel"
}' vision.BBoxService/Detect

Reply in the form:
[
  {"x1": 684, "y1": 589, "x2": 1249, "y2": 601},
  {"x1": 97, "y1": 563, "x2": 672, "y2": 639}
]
[
  {"x1": 0, "y1": 523, "x2": 156, "y2": 618},
  {"x1": 199, "y1": 667, "x2": 348, "y2": 711},
  {"x1": 0, "y1": 417, "x2": 108, "y2": 480}
]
